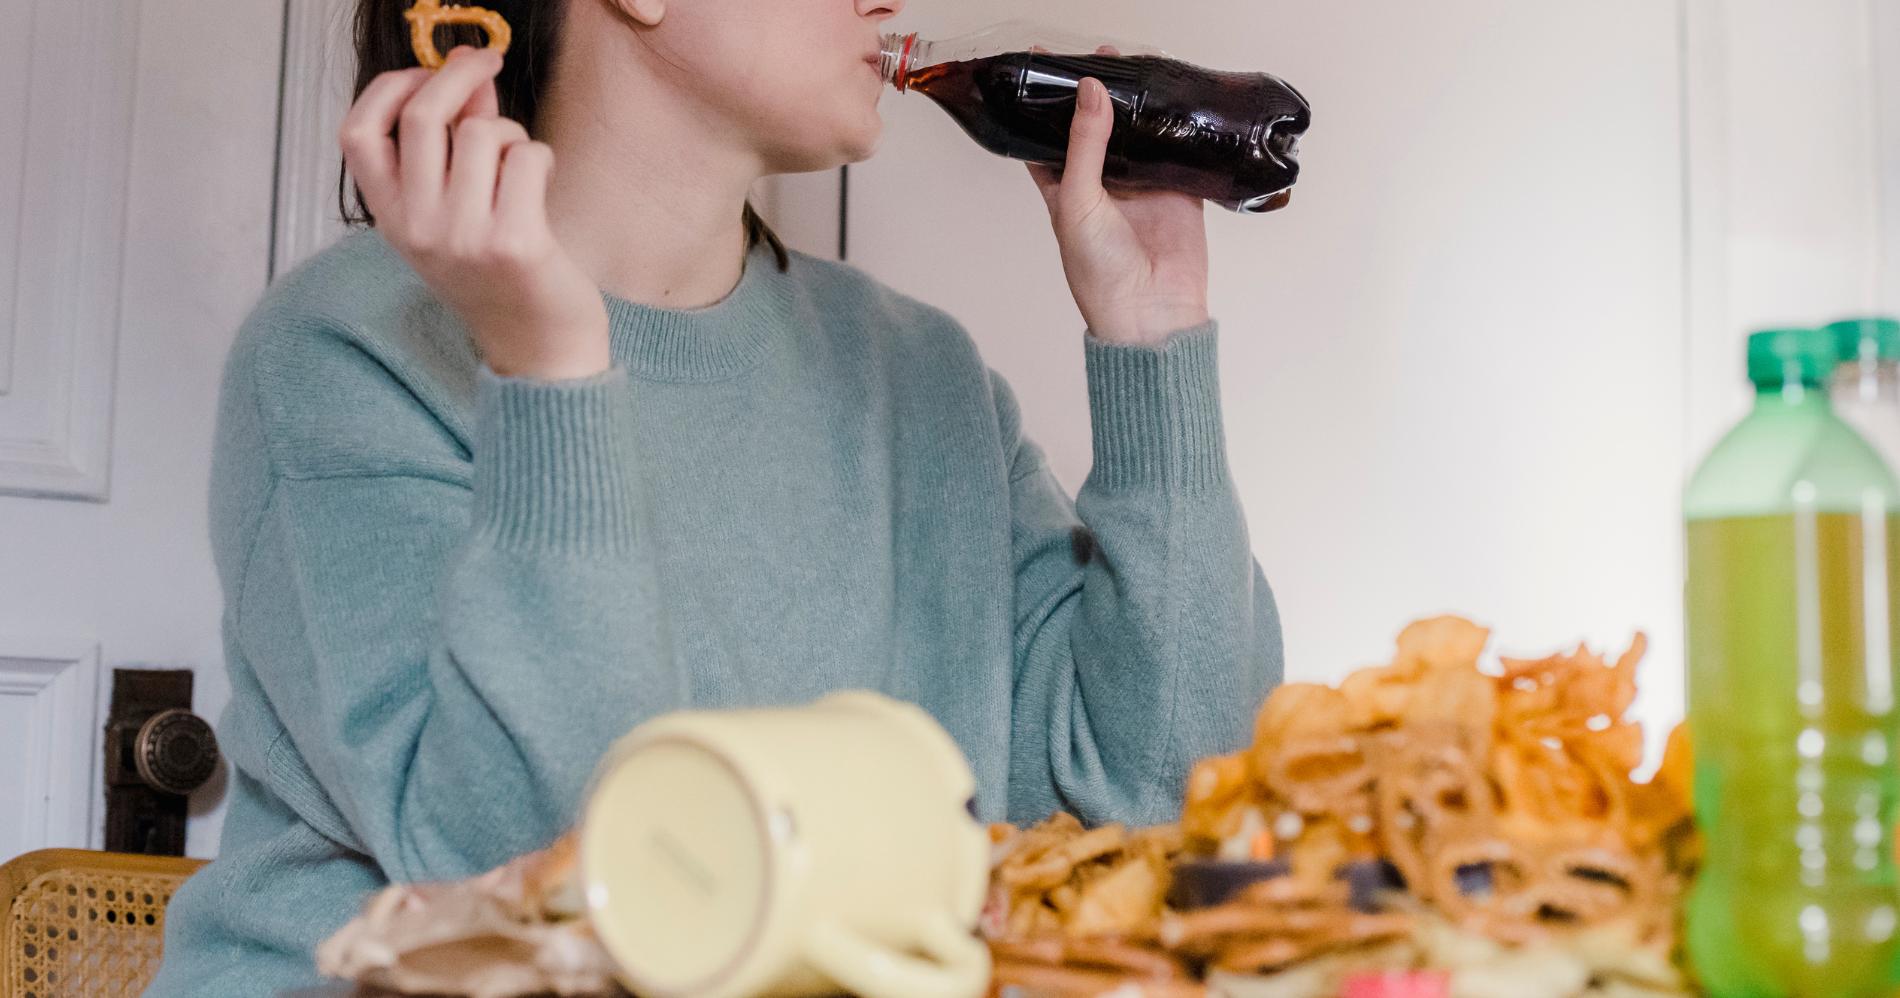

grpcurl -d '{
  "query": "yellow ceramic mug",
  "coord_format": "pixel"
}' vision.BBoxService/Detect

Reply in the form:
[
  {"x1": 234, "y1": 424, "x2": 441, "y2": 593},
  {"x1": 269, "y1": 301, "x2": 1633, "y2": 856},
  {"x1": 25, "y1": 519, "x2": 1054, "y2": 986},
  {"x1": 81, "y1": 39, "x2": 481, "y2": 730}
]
[{"x1": 578, "y1": 691, "x2": 992, "y2": 998}]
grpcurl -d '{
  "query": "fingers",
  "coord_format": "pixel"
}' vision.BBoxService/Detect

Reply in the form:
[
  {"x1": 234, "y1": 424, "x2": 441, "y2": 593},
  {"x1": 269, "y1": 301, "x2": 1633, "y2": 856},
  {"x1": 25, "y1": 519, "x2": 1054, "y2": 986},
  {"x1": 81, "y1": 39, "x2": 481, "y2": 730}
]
[
  {"x1": 1053, "y1": 78, "x2": 1113, "y2": 216},
  {"x1": 398, "y1": 47, "x2": 505, "y2": 218},
  {"x1": 494, "y1": 141, "x2": 557, "y2": 239},
  {"x1": 1026, "y1": 162, "x2": 1062, "y2": 203},
  {"x1": 464, "y1": 77, "x2": 500, "y2": 122},
  {"x1": 338, "y1": 68, "x2": 431, "y2": 217},
  {"x1": 447, "y1": 116, "x2": 531, "y2": 223}
]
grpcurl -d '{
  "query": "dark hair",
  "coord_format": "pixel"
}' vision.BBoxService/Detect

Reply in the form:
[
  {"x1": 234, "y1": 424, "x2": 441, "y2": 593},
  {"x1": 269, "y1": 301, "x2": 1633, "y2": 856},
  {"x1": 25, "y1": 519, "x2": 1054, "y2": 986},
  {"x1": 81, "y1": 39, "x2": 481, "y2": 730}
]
[{"x1": 340, "y1": 0, "x2": 791, "y2": 271}]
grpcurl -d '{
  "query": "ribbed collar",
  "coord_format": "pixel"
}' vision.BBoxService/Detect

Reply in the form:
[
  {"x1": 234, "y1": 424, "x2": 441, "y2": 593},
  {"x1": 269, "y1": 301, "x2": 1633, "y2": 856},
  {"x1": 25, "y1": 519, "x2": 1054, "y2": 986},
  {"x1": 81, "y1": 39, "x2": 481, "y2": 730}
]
[{"x1": 601, "y1": 239, "x2": 795, "y2": 383}]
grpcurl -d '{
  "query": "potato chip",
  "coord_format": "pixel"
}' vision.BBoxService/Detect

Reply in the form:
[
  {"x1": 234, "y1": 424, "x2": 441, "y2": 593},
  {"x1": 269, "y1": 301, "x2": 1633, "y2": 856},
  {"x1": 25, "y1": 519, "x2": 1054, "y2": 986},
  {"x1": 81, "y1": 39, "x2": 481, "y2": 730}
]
[
  {"x1": 1394, "y1": 616, "x2": 1492, "y2": 673},
  {"x1": 1184, "y1": 752, "x2": 1254, "y2": 844}
]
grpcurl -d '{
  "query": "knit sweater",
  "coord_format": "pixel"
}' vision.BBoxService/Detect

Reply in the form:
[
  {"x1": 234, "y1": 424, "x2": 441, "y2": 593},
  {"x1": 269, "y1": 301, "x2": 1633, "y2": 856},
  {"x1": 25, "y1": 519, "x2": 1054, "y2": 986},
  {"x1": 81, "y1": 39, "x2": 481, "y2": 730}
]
[{"x1": 145, "y1": 230, "x2": 1283, "y2": 997}]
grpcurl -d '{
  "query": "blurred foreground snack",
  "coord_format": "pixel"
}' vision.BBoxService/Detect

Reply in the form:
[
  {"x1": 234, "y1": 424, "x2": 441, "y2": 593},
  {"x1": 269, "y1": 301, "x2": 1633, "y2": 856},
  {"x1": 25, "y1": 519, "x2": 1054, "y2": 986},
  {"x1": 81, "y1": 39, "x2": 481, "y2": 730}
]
[{"x1": 987, "y1": 616, "x2": 1697, "y2": 998}]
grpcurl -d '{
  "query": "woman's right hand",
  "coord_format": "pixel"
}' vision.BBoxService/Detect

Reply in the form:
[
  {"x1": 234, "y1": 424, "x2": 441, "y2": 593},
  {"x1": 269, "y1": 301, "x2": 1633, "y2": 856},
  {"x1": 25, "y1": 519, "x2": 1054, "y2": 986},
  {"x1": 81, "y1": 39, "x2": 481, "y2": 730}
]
[{"x1": 339, "y1": 46, "x2": 611, "y2": 382}]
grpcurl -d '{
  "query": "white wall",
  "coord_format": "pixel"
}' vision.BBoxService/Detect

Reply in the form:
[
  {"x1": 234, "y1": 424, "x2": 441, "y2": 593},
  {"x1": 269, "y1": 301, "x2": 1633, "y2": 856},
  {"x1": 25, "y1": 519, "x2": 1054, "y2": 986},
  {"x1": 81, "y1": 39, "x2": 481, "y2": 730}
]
[
  {"x1": 853, "y1": 1, "x2": 1691, "y2": 756},
  {"x1": 0, "y1": 0, "x2": 282, "y2": 857},
  {"x1": 849, "y1": 0, "x2": 1900, "y2": 770},
  {"x1": 1685, "y1": 0, "x2": 1898, "y2": 462}
]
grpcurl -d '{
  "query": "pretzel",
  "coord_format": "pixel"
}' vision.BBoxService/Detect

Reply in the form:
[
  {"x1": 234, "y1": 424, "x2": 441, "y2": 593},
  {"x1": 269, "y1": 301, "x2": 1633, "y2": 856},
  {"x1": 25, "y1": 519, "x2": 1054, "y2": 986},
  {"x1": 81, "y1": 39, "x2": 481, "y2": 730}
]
[
  {"x1": 1208, "y1": 912, "x2": 1415, "y2": 973},
  {"x1": 990, "y1": 936, "x2": 1188, "y2": 979},
  {"x1": 405, "y1": 0, "x2": 513, "y2": 70},
  {"x1": 991, "y1": 960, "x2": 1208, "y2": 998}
]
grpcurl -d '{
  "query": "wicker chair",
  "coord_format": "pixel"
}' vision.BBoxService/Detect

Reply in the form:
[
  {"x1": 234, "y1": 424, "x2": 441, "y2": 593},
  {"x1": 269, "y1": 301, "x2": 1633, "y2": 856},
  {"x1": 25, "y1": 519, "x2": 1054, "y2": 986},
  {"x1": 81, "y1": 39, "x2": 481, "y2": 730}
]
[{"x1": 1, "y1": 849, "x2": 206, "y2": 998}]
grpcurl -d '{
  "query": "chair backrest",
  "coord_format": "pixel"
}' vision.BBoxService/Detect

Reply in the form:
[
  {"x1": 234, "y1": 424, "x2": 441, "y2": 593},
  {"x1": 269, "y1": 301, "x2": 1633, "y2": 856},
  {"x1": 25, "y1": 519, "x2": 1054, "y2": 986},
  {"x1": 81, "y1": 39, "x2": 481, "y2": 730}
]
[{"x1": 1, "y1": 849, "x2": 206, "y2": 998}]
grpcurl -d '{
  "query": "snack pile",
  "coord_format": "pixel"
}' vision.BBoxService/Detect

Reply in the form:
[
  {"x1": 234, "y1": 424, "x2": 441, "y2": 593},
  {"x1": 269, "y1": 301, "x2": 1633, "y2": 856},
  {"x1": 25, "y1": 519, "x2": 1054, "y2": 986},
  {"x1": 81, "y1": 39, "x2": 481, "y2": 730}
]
[
  {"x1": 984, "y1": 617, "x2": 1698, "y2": 998},
  {"x1": 318, "y1": 616, "x2": 1698, "y2": 998}
]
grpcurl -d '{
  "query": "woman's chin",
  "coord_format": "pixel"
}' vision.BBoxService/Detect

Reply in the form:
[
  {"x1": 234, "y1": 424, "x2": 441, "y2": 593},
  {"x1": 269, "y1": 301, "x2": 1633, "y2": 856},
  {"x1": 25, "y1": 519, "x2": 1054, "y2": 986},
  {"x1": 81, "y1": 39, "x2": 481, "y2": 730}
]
[
  {"x1": 841, "y1": 115, "x2": 885, "y2": 163},
  {"x1": 765, "y1": 118, "x2": 883, "y2": 174},
  {"x1": 842, "y1": 136, "x2": 882, "y2": 165},
  {"x1": 821, "y1": 131, "x2": 885, "y2": 170}
]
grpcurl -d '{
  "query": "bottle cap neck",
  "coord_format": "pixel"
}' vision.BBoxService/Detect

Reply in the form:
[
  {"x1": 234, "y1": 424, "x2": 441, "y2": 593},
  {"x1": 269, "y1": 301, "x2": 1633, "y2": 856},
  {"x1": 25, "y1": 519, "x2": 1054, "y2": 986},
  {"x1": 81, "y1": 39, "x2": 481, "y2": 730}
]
[
  {"x1": 1826, "y1": 316, "x2": 1900, "y2": 365},
  {"x1": 1832, "y1": 358, "x2": 1900, "y2": 405},
  {"x1": 879, "y1": 32, "x2": 918, "y2": 90},
  {"x1": 1752, "y1": 381, "x2": 1831, "y2": 408},
  {"x1": 1746, "y1": 327, "x2": 1838, "y2": 393}
]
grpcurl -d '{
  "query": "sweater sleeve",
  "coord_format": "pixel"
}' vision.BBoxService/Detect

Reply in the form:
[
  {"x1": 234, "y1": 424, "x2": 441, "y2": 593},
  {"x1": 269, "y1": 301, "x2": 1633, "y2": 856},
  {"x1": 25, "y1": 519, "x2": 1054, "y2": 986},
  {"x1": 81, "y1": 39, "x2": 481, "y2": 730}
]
[
  {"x1": 237, "y1": 360, "x2": 679, "y2": 883},
  {"x1": 1002, "y1": 321, "x2": 1284, "y2": 826}
]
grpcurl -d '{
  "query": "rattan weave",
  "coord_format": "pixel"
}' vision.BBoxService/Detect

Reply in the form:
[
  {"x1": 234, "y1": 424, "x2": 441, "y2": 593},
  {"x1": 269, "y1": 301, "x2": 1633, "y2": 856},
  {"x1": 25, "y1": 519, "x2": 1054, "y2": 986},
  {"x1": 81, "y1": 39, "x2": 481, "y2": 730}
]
[{"x1": 1, "y1": 849, "x2": 205, "y2": 998}]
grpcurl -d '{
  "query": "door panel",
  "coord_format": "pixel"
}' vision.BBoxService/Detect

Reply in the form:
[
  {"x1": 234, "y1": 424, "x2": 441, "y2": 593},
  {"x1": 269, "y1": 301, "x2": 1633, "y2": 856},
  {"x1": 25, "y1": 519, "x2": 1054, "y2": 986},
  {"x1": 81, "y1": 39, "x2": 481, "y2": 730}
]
[
  {"x1": 0, "y1": 0, "x2": 281, "y2": 857},
  {"x1": 0, "y1": 638, "x2": 100, "y2": 859}
]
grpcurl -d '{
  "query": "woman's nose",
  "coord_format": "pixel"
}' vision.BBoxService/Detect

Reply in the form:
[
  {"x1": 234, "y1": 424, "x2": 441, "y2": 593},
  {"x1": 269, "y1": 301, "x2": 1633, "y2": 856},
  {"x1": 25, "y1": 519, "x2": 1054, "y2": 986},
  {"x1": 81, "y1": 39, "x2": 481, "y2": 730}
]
[{"x1": 857, "y1": 0, "x2": 904, "y2": 20}]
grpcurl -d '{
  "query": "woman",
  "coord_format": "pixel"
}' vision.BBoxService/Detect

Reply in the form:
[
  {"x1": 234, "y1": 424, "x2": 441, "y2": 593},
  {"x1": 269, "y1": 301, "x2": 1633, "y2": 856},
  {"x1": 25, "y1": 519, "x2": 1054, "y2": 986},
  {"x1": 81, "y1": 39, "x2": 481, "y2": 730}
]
[{"x1": 148, "y1": 0, "x2": 1282, "y2": 992}]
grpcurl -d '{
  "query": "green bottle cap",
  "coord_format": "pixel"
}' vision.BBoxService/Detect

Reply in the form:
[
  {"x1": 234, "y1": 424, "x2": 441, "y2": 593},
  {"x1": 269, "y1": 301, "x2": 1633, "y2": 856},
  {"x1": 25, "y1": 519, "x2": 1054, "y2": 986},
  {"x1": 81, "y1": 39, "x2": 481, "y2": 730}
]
[
  {"x1": 1747, "y1": 327, "x2": 1837, "y2": 389},
  {"x1": 1825, "y1": 316, "x2": 1900, "y2": 364}
]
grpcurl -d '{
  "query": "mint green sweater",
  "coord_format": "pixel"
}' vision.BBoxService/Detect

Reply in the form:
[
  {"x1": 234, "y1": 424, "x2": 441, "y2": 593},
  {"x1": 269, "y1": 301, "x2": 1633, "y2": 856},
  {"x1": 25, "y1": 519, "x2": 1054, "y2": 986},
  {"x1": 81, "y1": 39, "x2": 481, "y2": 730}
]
[{"x1": 147, "y1": 231, "x2": 1281, "y2": 996}]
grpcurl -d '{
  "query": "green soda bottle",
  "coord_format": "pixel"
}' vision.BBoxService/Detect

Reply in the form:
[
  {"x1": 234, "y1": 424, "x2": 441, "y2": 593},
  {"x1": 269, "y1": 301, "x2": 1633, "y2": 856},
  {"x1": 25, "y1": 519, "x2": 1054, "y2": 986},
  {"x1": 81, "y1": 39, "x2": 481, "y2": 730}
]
[{"x1": 1685, "y1": 327, "x2": 1900, "y2": 997}]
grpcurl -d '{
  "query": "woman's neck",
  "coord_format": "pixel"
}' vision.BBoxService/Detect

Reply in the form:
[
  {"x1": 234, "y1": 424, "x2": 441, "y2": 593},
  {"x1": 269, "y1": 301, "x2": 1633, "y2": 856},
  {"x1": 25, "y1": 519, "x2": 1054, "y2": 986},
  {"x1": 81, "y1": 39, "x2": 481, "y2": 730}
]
[{"x1": 537, "y1": 36, "x2": 763, "y2": 311}]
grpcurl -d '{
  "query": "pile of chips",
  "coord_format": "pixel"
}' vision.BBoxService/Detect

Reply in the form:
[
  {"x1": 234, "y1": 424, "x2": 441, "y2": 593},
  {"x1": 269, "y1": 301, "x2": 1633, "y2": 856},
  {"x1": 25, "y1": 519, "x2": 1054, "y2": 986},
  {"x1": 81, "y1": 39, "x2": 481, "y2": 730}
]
[
  {"x1": 985, "y1": 617, "x2": 1698, "y2": 997},
  {"x1": 984, "y1": 815, "x2": 1204, "y2": 995}
]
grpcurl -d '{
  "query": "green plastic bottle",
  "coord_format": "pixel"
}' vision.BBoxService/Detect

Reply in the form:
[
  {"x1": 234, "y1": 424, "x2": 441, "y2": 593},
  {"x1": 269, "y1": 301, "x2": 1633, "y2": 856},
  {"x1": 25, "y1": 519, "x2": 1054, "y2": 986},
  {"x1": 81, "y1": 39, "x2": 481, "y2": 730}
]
[{"x1": 1685, "y1": 328, "x2": 1900, "y2": 997}]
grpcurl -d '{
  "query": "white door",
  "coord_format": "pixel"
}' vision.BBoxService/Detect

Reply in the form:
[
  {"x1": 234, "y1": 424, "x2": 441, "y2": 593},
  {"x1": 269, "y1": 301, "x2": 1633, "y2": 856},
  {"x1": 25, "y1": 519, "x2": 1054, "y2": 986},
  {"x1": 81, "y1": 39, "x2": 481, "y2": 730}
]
[{"x1": 0, "y1": 0, "x2": 283, "y2": 859}]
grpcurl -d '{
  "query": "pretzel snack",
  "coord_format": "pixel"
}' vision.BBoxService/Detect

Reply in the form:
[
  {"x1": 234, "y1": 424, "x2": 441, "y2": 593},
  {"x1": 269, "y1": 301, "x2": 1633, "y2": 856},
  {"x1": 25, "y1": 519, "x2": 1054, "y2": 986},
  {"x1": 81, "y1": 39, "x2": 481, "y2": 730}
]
[{"x1": 405, "y1": 0, "x2": 513, "y2": 70}]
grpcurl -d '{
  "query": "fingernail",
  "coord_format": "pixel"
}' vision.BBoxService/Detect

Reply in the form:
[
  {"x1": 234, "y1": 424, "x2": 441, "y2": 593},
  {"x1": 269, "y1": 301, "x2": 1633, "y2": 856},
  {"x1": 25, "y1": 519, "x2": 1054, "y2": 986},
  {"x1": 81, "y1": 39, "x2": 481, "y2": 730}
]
[{"x1": 1081, "y1": 79, "x2": 1102, "y2": 112}]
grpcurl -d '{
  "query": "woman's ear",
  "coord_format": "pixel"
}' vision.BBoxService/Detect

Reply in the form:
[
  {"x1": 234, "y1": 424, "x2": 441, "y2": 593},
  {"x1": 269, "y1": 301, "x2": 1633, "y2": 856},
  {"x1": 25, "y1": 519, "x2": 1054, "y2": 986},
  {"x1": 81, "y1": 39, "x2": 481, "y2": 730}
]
[{"x1": 605, "y1": 0, "x2": 664, "y2": 27}]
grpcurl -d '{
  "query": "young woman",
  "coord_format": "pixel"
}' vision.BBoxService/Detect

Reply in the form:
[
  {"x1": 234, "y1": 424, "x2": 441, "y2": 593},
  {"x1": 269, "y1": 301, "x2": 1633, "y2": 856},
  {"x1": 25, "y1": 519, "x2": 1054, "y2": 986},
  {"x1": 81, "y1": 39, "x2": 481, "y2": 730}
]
[{"x1": 148, "y1": 0, "x2": 1282, "y2": 992}]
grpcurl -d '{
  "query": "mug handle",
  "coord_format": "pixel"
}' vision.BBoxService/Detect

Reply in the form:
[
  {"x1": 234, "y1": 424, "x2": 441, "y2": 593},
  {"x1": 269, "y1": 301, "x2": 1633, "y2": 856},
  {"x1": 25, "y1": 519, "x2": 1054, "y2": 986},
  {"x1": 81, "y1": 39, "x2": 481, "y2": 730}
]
[{"x1": 803, "y1": 910, "x2": 991, "y2": 998}]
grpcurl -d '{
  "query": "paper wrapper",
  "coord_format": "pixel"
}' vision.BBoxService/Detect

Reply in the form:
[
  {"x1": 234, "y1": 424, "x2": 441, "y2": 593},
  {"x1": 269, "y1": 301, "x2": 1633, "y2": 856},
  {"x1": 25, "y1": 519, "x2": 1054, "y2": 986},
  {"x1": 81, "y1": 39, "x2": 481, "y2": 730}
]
[{"x1": 315, "y1": 834, "x2": 625, "y2": 998}]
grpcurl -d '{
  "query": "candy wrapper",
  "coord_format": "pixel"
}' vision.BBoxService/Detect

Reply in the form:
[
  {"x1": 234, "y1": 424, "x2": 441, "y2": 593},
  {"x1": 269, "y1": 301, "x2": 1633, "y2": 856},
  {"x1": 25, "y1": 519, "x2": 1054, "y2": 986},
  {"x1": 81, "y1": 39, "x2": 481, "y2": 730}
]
[{"x1": 314, "y1": 832, "x2": 626, "y2": 998}]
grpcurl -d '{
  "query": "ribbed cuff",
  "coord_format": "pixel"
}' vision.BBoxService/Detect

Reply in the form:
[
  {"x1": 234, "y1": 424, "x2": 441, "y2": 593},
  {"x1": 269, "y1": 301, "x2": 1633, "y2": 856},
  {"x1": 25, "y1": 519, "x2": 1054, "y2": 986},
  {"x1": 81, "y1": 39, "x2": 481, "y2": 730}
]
[
  {"x1": 1084, "y1": 320, "x2": 1228, "y2": 491},
  {"x1": 471, "y1": 364, "x2": 641, "y2": 556}
]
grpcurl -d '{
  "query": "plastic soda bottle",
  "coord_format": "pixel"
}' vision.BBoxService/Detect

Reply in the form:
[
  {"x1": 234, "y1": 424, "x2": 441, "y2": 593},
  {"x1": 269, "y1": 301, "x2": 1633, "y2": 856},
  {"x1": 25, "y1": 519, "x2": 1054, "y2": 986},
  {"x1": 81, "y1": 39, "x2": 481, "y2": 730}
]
[
  {"x1": 1829, "y1": 317, "x2": 1900, "y2": 478},
  {"x1": 877, "y1": 20, "x2": 1311, "y2": 213},
  {"x1": 1684, "y1": 327, "x2": 1900, "y2": 996}
]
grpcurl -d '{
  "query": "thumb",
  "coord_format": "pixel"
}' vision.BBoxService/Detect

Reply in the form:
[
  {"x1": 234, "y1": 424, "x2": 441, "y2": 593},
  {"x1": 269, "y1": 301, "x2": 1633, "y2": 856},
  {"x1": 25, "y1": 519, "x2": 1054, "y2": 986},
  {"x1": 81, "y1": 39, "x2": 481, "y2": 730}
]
[{"x1": 1054, "y1": 78, "x2": 1113, "y2": 218}]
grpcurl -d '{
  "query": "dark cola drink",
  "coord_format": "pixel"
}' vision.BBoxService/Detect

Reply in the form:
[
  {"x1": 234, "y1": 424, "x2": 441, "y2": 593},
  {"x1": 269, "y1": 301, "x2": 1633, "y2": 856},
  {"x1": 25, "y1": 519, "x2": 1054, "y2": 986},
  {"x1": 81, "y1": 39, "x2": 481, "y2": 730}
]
[{"x1": 878, "y1": 21, "x2": 1311, "y2": 213}]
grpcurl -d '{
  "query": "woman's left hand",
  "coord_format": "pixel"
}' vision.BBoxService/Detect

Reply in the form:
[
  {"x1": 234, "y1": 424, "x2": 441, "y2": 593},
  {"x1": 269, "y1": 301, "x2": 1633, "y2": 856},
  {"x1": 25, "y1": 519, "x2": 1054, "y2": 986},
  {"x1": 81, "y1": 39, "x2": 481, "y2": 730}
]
[{"x1": 1029, "y1": 69, "x2": 1211, "y2": 348}]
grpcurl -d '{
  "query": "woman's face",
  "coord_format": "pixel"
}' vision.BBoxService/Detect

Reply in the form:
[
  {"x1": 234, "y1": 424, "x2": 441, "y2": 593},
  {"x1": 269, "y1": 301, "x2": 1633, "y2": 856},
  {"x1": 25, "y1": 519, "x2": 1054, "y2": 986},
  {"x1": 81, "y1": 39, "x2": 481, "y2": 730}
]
[{"x1": 631, "y1": 0, "x2": 906, "y2": 174}]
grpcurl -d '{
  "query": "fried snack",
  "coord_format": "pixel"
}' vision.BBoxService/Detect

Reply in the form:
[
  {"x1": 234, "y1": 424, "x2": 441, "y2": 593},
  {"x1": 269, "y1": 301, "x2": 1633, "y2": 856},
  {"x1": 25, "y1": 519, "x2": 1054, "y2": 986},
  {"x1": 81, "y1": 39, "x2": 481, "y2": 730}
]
[
  {"x1": 990, "y1": 814, "x2": 1186, "y2": 944},
  {"x1": 988, "y1": 819, "x2": 1197, "y2": 993},
  {"x1": 991, "y1": 960, "x2": 1208, "y2": 998},
  {"x1": 1002, "y1": 825, "x2": 1131, "y2": 892},
  {"x1": 1228, "y1": 620, "x2": 1687, "y2": 977},
  {"x1": 1208, "y1": 913, "x2": 1415, "y2": 975},
  {"x1": 1335, "y1": 617, "x2": 1492, "y2": 731},
  {"x1": 1002, "y1": 617, "x2": 1697, "y2": 996},
  {"x1": 405, "y1": 0, "x2": 513, "y2": 70},
  {"x1": 520, "y1": 829, "x2": 585, "y2": 921},
  {"x1": 1204, "y1": 939, "x2": 1421, "y2": 998},
  {"x1": 992, "y1": 935, "x2": 1193, "y2": 979},
  {"x1": 1065, "y1": 854, "x2": 1168, "y2": 938},
  {"x1": 1183, "y1": 752, "x2": 1261, "y2": 849}
]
